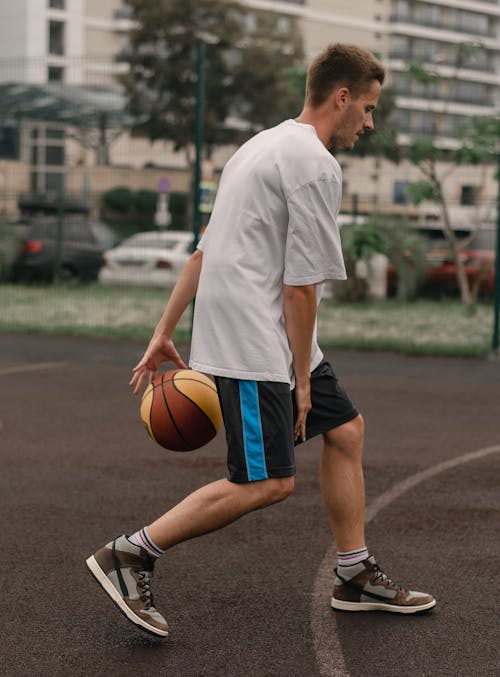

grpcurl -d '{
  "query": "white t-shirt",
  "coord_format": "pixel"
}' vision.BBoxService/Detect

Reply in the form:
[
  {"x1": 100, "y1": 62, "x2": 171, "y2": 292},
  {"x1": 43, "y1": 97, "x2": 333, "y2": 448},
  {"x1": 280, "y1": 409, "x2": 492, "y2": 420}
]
[{"x1": 189, "y1": 119, "x2": 346, "y2": 385}]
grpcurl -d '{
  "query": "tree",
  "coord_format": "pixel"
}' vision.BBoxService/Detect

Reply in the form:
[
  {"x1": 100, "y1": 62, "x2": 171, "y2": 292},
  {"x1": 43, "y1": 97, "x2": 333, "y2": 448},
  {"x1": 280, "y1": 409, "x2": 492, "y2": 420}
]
[
  {"x1": 402, "y1": 46, "x2": 497, "y2": 307},
  {"x1": 119, "y1": 0, "x2": 304, "y2": 160}
]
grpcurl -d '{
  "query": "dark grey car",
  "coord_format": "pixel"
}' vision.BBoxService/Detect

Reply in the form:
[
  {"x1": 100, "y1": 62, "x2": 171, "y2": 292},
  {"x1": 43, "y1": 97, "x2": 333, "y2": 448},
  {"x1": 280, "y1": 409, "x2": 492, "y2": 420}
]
[{"x1": 10, "y1": 217, "x2": 120, "y2": 283}]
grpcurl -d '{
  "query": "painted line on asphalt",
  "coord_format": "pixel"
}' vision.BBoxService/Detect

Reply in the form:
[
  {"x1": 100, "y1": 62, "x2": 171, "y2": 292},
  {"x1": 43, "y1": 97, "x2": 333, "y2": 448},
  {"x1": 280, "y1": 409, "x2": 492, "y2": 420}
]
[
  {"x1": 0, "y1": 361, "x2": 68, "y2": 376},
  {"x1": 311, "y1": 443, "x2": 500, "y2": 677}
]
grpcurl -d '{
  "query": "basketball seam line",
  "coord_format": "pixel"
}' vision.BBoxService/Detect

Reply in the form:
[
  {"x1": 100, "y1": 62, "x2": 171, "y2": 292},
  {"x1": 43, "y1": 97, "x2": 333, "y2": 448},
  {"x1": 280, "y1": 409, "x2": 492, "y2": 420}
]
[
  {"x1": 157, "y1": 372, "x2": 192, "y2": 449},
  {"x1": 169, "y1": 376, "x2": 218, "y2": 395},
  {"x1": 171, "y1": 377, "x2": 217, "y2": 440}
]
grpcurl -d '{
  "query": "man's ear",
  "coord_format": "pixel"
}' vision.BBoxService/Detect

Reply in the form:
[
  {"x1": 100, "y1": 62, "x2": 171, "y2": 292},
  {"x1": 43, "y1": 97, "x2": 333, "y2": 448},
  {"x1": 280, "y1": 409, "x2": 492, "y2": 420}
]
[{"x1": 334, "y1": 86, "x2": 350, "y2": 109}]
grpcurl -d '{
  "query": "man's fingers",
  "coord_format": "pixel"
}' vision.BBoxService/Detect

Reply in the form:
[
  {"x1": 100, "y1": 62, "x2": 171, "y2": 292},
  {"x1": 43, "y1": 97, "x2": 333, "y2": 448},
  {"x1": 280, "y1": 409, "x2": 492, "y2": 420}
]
[
  {"x1": 294, "y1": 414, "x2": 307, "y2": 442},
  {"x1": 173, "y1": 353, "x2": 188, "y2": 369},
  {"x1": 130, "y1": 367, "x2": 152, "y2": 395}
]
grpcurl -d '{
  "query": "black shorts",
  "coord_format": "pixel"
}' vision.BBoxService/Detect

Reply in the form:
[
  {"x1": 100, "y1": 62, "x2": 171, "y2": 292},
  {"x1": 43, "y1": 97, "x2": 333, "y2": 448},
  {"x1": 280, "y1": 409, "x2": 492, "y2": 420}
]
[{"x1": 214, "y1": 359, "x2": 358, "y2": 484}]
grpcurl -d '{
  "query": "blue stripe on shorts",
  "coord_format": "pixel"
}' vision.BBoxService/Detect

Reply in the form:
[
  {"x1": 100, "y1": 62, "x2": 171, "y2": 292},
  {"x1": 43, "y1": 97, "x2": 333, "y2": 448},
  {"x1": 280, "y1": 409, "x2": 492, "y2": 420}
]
[{"x1": 238, "y1": 380, "x2": 268, "y2": 481}]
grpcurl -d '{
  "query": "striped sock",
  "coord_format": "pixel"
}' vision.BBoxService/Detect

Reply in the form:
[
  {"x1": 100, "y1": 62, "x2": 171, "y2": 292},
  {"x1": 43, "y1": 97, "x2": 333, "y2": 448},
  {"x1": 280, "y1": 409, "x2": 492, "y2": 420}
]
[
  {"x1": 127, "y1": 527, "x2": 165, "y2": 559},
  {"x1": 337, "y1": 547, "x2": 369, "y2": 567}
]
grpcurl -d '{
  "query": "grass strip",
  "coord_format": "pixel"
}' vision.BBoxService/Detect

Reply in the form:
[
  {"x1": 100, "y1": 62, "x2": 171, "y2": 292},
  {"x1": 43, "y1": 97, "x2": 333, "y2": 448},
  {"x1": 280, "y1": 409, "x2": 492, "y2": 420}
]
[{"x1": 0, "y1": 284, "x2": 494, "y2": 359}]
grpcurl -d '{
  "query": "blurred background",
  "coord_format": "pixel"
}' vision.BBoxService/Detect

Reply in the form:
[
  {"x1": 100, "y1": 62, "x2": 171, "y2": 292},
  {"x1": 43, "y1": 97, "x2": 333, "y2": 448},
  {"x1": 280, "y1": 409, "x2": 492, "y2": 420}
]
[{"x1": 0, "y1": 0, "x2": 498, "y2": 354}]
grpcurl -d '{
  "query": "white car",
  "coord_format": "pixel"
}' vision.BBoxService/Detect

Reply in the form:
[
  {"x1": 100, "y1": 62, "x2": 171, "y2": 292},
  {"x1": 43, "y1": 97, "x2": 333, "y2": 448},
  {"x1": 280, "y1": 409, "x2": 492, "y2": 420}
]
[{"x1": 99, "y1": 230, "x2": 194, "y2": 288}]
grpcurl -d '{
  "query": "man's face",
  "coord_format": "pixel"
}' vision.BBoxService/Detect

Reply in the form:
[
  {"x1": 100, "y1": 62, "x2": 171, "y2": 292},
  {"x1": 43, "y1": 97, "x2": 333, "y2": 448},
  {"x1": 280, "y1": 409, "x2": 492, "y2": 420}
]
[{"x1": 329, "y1": 79, "x2": 381, "y2": 151}]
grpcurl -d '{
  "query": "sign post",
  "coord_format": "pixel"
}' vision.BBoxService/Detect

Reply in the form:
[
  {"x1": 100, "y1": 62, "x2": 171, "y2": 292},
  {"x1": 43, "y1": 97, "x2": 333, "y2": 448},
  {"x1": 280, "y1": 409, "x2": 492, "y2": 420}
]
[{"x1": 155, "y1": 176, "x2": 170, "y2": 229}]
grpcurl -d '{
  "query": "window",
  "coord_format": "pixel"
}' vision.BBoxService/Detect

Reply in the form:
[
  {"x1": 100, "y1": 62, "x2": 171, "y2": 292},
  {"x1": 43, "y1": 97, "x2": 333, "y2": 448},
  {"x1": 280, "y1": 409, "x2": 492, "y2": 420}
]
[
  {"x1": 0, "y1": 125, "x2": 19, "y2": 160},
  {"x1": 460, "y1": 185, "x2": 477, "y2": 206},
  {"x1": 390, "y1": 35, "x2": 410, "y2": 59},
  {"x1": 394, "y1": 181, "x2": 408, "y2": 205},
  {"x1": 48, "y1": 20, "x2": 65, "y2": 56},
  {"x1": 46, "y1": 128, "x2": 64, "y2": 140},
  {"x1": 48, "y1": 65, "x2": 64, "y2": 81},
  {"x1": 393, "y1": 0, "x2": 411, "y2": 21},
  {"x1": 45, "y1": 171, "x2": 65, "y2": 193},
  {"x1": 29, "y1": 123, "x2": 65, "y2": 194},
  {"x1": 45, "y1": 145, "x2": 64, "y2": 165},
  {"x1": 49, "y1": 0, "x2": 65, "y2": 7}
]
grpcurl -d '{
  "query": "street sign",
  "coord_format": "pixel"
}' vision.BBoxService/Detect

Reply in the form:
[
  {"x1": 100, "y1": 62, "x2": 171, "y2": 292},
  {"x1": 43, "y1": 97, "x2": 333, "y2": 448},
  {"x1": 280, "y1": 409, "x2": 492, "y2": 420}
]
[{"x1": 157, "y1": 176, "x2": 170, "y2": 194}]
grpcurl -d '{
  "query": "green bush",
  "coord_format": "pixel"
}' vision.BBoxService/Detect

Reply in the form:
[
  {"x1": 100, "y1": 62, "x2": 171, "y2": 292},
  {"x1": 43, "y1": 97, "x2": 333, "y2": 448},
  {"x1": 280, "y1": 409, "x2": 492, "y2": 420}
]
[
  {"x1": 380, "y1": 223, "x2": 427, "y2": 301},
  {"x1": 168, "y1": 191, "x2": 188, "y2": 229},
  {"x1": 133, "y1": 189, "x2": 157, "y2": 215},
  {"x1": 102, "y1": 187, "x2": 190, "y2": 232},
  {"x1": 103, "y1": 187, "x2": 134, "y2": 213}
]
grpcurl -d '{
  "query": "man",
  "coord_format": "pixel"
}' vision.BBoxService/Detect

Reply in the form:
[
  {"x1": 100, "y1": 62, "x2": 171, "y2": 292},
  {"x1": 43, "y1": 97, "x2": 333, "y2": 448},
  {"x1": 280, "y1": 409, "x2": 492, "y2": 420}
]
[{"x1": 86, "y1": 43, "x2": 436, "y2": 638}]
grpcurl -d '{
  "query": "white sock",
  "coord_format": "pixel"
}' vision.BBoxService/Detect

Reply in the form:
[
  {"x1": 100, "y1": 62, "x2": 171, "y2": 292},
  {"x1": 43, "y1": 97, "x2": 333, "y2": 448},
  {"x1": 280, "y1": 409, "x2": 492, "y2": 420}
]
[
  {"x1": 337, "y1": 547, "x2": 369, "y2": 567},
  {"x1": 127, "y1": 527, "x2": 165, "y2": 559}
]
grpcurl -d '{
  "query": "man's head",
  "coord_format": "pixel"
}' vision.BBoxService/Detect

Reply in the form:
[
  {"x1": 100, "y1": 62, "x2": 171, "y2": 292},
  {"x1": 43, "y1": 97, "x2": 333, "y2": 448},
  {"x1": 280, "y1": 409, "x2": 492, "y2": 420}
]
[{"x1": 302, "y1": 43, "x2": 385, "y2": 150}]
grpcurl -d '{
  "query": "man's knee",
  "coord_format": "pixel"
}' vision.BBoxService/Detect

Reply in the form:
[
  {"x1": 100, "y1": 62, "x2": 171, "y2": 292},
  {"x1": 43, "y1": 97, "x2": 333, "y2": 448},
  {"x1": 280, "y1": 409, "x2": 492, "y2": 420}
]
[
  {"x1": 323, "y1": 414, "x2": 364, "y2": 454},
  {"x1": 257, "y1": 476, "x2": 295, "y2": 507}
]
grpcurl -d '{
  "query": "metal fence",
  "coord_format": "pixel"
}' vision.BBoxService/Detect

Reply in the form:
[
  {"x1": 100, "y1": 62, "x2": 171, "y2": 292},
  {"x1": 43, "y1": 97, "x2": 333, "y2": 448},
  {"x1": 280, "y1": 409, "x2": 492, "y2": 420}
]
[{"x1": 0, "y1": 58, "x2": 498, "y2": 340}]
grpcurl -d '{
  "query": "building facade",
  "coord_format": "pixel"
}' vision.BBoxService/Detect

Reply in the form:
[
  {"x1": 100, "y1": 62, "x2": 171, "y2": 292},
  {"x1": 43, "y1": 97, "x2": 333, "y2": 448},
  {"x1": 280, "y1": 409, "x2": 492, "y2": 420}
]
[
  {"x1": 0, "y1": 0, "x2": 498, "y2": 229},
  {"x1": 244, "y1": 0, "x2": 500, "y2": 230}
]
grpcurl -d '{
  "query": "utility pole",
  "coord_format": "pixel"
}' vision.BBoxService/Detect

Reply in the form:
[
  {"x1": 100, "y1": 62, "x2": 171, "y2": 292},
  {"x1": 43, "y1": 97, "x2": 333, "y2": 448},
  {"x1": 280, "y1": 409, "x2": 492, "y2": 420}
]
[
  {"x1": 193, "y1": 39, "x2": 205, "y2": 252},
  {"x1": 191, "y1": 39, "x2": 206, "y2": 332},
  {"x1": 492, "y1": 147, "x2": 500, "y2": 356}
]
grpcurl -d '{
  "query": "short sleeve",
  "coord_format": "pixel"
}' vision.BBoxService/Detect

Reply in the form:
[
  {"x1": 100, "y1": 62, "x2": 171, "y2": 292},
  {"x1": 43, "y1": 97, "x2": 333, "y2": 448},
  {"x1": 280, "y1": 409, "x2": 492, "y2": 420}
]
[
  {"x1": 197, "y1": 226, "x2": 210, "y2": 252},
  {"x1": 284, "y1": 178, "x2": 347, "y2": 285}
]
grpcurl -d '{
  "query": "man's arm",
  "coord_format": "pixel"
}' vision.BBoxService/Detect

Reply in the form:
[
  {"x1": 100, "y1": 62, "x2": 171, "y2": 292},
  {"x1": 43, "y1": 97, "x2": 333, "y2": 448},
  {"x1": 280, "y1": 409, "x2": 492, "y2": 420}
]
[
  {"x1": 130, "y1": 249, "x2": 203, "y2": 394},
  {"x1": 283, "y1": 283, "x2": 317, "y2": 442}
]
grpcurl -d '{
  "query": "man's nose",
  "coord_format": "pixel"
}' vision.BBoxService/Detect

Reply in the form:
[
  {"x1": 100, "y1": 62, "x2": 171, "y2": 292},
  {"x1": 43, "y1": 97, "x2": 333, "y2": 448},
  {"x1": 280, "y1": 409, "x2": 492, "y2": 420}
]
[{"x1": 364, "y1": 114, "x2": 374, "y2": 131}]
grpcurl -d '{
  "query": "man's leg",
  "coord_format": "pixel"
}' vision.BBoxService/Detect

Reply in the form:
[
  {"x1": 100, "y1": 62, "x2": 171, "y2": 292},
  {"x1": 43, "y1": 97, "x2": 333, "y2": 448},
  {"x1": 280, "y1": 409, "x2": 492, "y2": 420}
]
[
  {"x1": 319, "y1": 414, "x2": 366, "y2": 552},
  {"x1": 86, "y1": 476, "x2": 294, "y2": 636},
  {"x1": 87, "y1": 376, "x2": 297, "y2": 635},
  {"x1": 147, "y1": 476, "x2": 294, "y2": 549},
  {"x1": 320, "y1": 413, "x2": 436, "y2": 613}
]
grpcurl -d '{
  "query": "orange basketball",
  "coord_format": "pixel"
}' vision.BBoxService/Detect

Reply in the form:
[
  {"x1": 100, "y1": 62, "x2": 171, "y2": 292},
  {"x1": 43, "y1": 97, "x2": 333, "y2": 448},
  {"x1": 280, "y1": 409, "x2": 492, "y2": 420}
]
[{"x1": 140, "y1": 369, "x2": 222, "y2": 452}]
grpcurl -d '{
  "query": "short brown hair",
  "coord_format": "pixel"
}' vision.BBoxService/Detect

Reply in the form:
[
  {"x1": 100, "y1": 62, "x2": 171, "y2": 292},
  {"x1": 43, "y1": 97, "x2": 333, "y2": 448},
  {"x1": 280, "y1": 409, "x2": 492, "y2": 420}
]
[{"x1": 306, "y1": 43, "x2": 385, "y2": 107}]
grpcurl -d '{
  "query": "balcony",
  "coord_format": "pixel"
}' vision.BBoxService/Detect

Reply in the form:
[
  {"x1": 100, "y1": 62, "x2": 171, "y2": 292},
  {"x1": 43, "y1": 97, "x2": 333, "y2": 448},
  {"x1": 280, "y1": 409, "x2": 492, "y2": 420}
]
[
  {"x1": 388, "y1": 49, "x2": 496, "y2": 73},
  {"x1": 390, "y1": 14, "x2": 495, "y2": 38}
]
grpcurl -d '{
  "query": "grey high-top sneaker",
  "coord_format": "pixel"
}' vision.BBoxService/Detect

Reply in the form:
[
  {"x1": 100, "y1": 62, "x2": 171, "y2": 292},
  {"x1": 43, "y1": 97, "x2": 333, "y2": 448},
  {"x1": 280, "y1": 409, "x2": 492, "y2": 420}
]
[
  {"x1": 86, "y1": 535, "x2": 169, "y2": 637},
  {"x1": 332, "y1": 556, "x2": 436, "y2": 614}
]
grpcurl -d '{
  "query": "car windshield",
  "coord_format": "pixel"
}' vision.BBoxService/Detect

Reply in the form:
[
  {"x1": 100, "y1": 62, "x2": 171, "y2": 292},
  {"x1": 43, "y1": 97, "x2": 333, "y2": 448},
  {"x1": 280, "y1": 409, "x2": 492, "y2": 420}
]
[
  {"x1": 90, "y1": 222, "x2": 121, "y2": 248},
  {"x1": 468, "y1": 230, "x2": 496, "y2": 250}
]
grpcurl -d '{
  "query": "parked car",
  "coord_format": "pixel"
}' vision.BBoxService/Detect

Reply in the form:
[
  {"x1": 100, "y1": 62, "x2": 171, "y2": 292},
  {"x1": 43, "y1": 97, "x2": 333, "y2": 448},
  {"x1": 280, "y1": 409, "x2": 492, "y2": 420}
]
[
  {"x1": 420, "y1": 246, "x2": 495, "y2": 296},
  {"x1": 387, "y1": 227, "x2": 496, "y2": 298},
  {"x1": 10, "y1": 217, "x2": 121, "y2": 283},
  {"x1": 98, "y1": 230, "x2": 194, "y2": 288}
]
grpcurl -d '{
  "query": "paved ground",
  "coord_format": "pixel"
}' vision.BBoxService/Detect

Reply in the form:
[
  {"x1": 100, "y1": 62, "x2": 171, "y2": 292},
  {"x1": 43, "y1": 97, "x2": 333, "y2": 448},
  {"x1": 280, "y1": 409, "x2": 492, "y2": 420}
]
[{"x1": 1, "y1": 333, "x2": 499, "y2": 677}]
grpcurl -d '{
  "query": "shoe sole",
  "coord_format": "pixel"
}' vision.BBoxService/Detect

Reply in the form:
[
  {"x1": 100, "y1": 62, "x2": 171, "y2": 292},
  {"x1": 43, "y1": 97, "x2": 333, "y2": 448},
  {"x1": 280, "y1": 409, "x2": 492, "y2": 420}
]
[
  {"x1": 331, "y1": 597, "x2": 436, "y2": 614},
  {"x1": 86, "y1": 555, "x2": 169, "y2": 638}
]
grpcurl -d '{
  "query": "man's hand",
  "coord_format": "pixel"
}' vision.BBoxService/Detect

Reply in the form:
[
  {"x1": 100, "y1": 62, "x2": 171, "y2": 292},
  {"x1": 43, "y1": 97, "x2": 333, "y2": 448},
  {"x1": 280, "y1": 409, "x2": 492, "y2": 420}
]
[
  {"x1": 294, "y1": 379, "x2": 312, "y2": 442},
  {"x1": 283, "y1": 283, "x2": 317, "y2": 443},
  {"x1": 130, "y1": 334, "x2": 187, "y2": 395}
]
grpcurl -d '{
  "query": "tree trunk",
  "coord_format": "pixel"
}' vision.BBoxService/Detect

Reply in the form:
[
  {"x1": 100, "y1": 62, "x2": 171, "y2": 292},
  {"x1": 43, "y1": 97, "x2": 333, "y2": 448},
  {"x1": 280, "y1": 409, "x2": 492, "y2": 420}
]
[
  {"x1": 440, "y1": 194, "x2": 473, "y2": 306},
  {"x1": 431, "y1": 169, "x2": 473, "y2": 307}
]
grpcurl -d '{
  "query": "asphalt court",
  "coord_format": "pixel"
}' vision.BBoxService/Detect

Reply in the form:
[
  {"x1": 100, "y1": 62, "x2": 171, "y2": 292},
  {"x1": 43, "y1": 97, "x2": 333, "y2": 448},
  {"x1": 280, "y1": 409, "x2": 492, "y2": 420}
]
[{"x1": 1, "y1": 333, "x2": 499, "y2": 677}]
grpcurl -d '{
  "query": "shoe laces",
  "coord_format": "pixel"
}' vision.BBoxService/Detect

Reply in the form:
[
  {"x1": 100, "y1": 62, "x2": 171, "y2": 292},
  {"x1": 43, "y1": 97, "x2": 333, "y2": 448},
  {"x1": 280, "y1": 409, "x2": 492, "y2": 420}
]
[
  {"x1": 372, "y1": 563, "x2": 407, "y2": 593},
  {"x1": 137, "y1": 569, "x2": 155, "y2": 609}
]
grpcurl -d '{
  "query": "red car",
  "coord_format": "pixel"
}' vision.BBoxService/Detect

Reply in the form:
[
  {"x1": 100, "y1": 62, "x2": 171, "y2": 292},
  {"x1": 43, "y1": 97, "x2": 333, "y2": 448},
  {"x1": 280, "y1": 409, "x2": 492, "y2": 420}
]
[{"x1": 423, "y1": 247, "x2": 496, "y2": 295}]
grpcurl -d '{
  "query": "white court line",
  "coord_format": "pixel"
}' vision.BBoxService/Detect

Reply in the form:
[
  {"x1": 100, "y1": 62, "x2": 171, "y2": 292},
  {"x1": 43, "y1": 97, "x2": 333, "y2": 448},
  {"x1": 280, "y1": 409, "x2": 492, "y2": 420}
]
[
  {"x1": 0, "y1": 361, "x2": 68, "y2": 376},
  {"x1": 311, "y1": 443, "x2": 500, "y2": 677}
]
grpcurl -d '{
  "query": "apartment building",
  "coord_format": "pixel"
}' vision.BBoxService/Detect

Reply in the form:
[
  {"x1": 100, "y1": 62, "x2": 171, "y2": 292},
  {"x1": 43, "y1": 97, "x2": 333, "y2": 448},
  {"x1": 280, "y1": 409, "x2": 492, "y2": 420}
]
[
  {"x1": 243, "y1": 0, "x2": 500, "y2": 228},
  {"x1": 0, "y1": 0, "x2": 498, "y2": 227},
  {"x1": 0, "y1": 0, "x2": 131, "y2": 84}
]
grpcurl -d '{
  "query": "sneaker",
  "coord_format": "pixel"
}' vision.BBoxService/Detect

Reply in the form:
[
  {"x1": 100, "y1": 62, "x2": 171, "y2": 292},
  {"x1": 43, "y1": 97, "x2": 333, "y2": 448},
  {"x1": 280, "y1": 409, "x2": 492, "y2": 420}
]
[
  {"x1": 86, "y1": 535, "x2": 169, "y2": 637},
  {"x1": 331, "y1": 556, "x2": 436, "y2": 614}
]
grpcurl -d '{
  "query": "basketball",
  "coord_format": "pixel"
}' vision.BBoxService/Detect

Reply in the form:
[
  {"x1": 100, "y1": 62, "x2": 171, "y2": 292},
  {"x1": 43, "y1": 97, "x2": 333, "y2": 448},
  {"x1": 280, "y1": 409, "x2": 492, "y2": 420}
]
[{"x1": 140, "y1": 369, "x2": 222, "y2": 452}]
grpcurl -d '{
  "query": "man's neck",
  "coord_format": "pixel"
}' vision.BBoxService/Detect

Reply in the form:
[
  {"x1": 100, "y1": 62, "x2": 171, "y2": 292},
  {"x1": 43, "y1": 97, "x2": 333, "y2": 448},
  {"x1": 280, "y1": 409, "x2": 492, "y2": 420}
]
[{"x1": 295, "y1": 109, "x2": 334, "y2": 148}]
